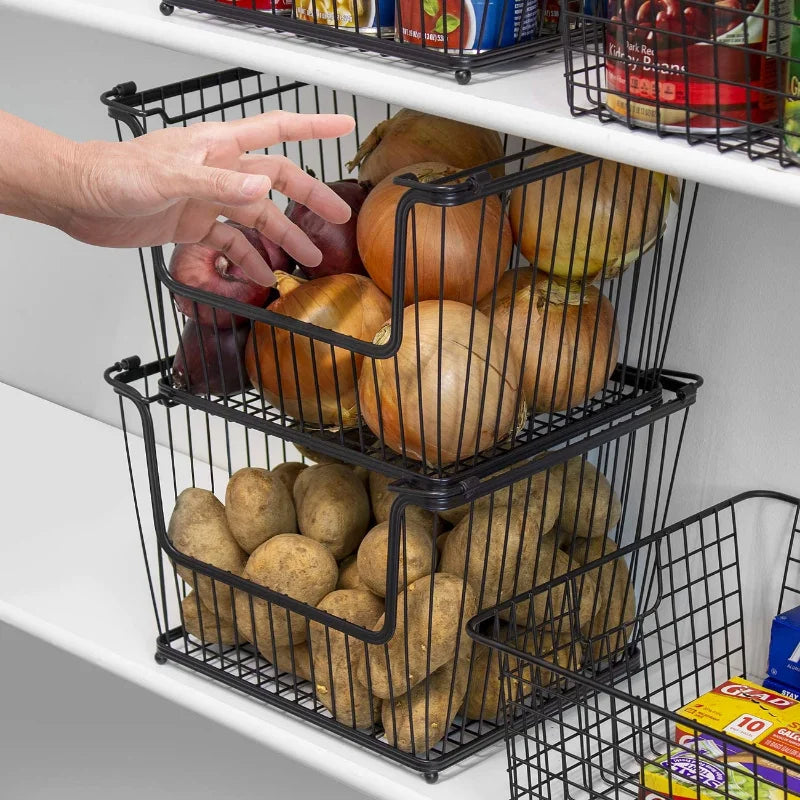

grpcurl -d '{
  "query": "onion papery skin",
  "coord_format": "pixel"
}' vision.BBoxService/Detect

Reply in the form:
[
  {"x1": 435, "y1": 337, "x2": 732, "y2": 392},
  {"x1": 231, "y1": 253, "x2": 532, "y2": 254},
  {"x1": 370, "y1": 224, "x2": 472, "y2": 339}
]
[
  {"x1": 346, "y1": 109, "x2": 505, "y2": 188},
  {"x1": 509, "y1": 148, "x2": 673, "y2": 281},
  {"x1": 478, "y1": 268, "x2": 620, "y2": 413},
  {"x1": 358, "y1": 300, "x2": 523, "y2": 466},
  {"x1": 245, "y1": 272, "x2": 391, "y2": 427},
  {"x1": 357, "y1": 162, "x2": 512, "y2": 306}
]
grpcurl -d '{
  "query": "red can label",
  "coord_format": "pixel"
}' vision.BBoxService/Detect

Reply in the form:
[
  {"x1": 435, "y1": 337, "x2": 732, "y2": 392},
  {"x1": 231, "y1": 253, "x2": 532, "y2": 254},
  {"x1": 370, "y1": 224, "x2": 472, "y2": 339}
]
[{"x1": 605, "y1": 0, "x2": 787, "y2": 130}]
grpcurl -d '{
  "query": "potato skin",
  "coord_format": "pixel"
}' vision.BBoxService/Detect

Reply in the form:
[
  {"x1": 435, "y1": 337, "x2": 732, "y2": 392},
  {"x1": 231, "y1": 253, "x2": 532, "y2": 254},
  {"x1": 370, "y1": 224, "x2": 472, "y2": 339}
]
[
  {"x1": 337, "y1": 555, "x2": 370, "y2": 591},
  {"x1": 368, "y1": 471, "x2": 434, "y2": 532},
  {"x1": 463, "y1": 633, "x2": 583, "y2": 721},
  {"x1": 225, "y1": 467, "x2": 297, "y2": 553},
  {"x1": 168, "y1": 488, "x2": 247, "y2": 621},
  {"x1": 357, "y1": 521, "x2": 435, "y2": 597},
  {"x1": 234, "y1": 534, "x2": 338, "y2": 648},
  {"x1": 570, "y1": 536, "x2": 636, "y2": 665},
  {"x1": 383, "y1": 656, "x2": 471, "y2": 753},
  {"x1": 181, "y1": 592, "x2": 238, "y2": 646},
  {"x1": 309, "y1": 590, "x2": 385, "y2": 728},
  {"x1": 295, "y1": 464, "x2": 371, "y2": 559},
  {"x1": 555, "y1": 457, "x2": 621, "y2": 543},
  {"x1": 270, "y1": 462, "x2": 307, "y2": 495},
  {"x1": 358, "y1": 574, "x2": 478, "y2": 699}
]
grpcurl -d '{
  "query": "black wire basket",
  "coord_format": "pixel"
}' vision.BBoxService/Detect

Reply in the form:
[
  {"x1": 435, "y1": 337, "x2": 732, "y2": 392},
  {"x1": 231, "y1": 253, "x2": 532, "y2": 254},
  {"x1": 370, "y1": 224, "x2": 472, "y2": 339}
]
[
  {"x1": 155, "y1": 0, "x2": 573, "y2": 84},
  {"x1": 101, "y1": 68, "x2": 699, "y2": 488},
  {"x1": 468, "y1": 491, "x2": 800, "y2": 800},
  {"x1": 564, "y1": 0, "x2": 800, "y2": 166},
  {"x1": 106, "y1": 353, "x2": 699, "y2": 780}
]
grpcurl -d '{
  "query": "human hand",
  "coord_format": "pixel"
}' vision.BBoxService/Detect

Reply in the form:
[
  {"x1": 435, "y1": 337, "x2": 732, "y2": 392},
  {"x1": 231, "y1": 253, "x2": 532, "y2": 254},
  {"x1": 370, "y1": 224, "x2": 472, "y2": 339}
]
[{"x1": 10, "y1": 111, "x2": 355, "y2": 286}]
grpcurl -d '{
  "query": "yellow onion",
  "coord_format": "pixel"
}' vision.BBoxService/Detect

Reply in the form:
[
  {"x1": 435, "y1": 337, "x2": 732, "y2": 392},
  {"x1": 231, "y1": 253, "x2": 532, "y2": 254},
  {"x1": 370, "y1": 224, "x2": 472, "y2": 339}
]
[
  {"x1": 509, "y1": 148, "x2": 676, "y2": 281},
  {"x1": 346, "y1": 109, "x2": 504, "y2": 188},
  {"x1": 358, "y1": 300, "x2": 523, "y2": 466},
  {"x1": 479, "y1": 269, "x2": 620, "y2": 412},
  {"x1": 245, "y1": 272, "x2": 390, "y2": 427},
  {"x1": 357, "y1": 162, "x2": 512, "y2": 306}
]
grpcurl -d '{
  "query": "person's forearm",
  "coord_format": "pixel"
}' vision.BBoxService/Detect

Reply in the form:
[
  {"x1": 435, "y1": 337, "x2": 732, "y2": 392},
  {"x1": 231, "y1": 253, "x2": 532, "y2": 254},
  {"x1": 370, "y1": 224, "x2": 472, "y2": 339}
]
[{"x1": 0, "y1": 111, "x2": 82, "y2": 230}]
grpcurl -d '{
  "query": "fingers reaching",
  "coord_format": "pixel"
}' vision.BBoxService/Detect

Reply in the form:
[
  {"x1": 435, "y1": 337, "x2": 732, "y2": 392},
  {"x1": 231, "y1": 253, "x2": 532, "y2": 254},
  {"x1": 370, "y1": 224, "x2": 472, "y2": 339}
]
[
  {"x1": 200, "y1": 221, "x2": 277, "y2": 287},
  {"x1": 221, "y1": 198, "x2": 323, "y2": 268},
  {"x1": 239, "y1": 154, "x2": 352, "y2": 224},
  {"x1": 162, "y1": 161, "x2": 272, "y2": 207}
]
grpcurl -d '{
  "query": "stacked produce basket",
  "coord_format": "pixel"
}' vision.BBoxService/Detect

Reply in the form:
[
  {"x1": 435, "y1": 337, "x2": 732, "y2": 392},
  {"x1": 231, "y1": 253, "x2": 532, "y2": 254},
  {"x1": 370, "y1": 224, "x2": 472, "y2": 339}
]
[{"x1": 103, "y1": 67, "x2": 702, "y2": 782}]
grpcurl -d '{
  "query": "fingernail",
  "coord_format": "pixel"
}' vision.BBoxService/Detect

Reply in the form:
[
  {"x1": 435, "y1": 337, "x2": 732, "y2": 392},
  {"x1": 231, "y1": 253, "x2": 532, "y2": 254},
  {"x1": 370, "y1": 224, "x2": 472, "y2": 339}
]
[{"x1": 242, "y1": 175, "x2": 270, "y2": 197}]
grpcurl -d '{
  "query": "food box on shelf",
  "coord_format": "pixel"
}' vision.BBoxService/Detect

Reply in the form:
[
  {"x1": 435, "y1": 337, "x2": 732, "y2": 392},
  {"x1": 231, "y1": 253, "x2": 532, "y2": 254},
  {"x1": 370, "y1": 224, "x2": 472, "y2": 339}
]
[
  {"x1": 768, "y1": 603, "x2": 800, "y2": 691},
  {"x1": 640, "y1": 677, "x2": 800, "y2": 800}
]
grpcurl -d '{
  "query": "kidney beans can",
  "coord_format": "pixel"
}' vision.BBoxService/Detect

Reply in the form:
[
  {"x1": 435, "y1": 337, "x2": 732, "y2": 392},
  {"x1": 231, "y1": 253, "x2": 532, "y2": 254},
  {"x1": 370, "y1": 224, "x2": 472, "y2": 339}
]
[
  {"x1": 397, "y1": 0, "x2": 538, "y2": 53},
  {"x1": 785, "y1": 0, "x2": 800, "y2": 161},
  {"x1": 604, "y1": 0, "x2": 788, "y2": 132},
  {"x1": 295, "y1": 0, "x2": 394, "y2": 34}
]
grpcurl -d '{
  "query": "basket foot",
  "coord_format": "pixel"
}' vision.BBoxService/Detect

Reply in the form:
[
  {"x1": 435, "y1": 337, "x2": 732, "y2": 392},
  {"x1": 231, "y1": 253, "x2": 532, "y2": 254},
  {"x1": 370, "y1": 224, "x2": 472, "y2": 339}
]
[
  {"x1": 455, "y1": 69, "x2": 471, "y2": 85},
  {"x1": 424, "y1": 772, "x2": 439, "y2": 784},
  {"x1": 160, "y1": 2, "x2": 175, "y2": 14},
  {"x1": 155, "y1": 652, "x2": 168, "y2": 665}
]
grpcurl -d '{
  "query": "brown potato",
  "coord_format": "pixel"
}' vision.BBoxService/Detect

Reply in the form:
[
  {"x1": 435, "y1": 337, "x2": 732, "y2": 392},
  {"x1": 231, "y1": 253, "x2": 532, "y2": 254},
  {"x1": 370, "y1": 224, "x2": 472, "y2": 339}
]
[
  {"x1": 294, "y1": 444, "x2": 345, "y2": 465},
  {"x1": 267, "y1": 642, "x2": 313, "y2": 683},
  {"x1": 554, "y1": 457, "x2": 621, "y2": 544},
  {"x1": 463, "y1": 632, "x2": 583, "y2": 721},
  {"x1": 437, "y1": 467, "x2": 561, "y2": 535},
  {"x1": 570, "y1": 536, "x2": 636, "y2": 665},
  {"x1": 439, "y1": 501, "x2": 542, "y2": 608},
  {"x1": 337, "y1": 555, "x2": 370, "y2": 591},
  {"x1": 357, "y1": 574, "x2": 477, "y2": 699},
  {"x1": 181, "y1": 591, "x2": 238, "y2": 646},
  {"x1": 270, "y1": 462, "x2": 308, "y2": 495},
  {"x1": 496, "y1": 536, "x2": 596, "y2": 629},
  {"x1": 234, "y1": 534, "x2": 338, "y2": 648},
  {"x1": 225, "y1": 467, "x2": 297, "y2": 553},
  {"x1": 295, "y1": 464, "x2": 371, "y2": 559},
  {"x1": 357, "y1": 521, "x2": 435, "y2": 597},
  {"x1": 309, "y1": 590, "x2": 385, "y2": 728},
  {"x1": 383, "y1": 656, "x2": 471, "y2": 753},
  {"x1": 168, "y1": 488, "x2": 247, "y2": 621},
  {"x1": 368, "y1": 471, "x2": 435, "y2": 532}
]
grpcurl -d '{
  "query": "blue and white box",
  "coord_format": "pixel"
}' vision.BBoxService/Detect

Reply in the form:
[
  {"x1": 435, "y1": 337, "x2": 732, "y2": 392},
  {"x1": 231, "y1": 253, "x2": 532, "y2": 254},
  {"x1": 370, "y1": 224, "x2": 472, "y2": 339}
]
[
  {"x1": 768, "y1": 604, "x2": 800, "y2": 691},
  {"x1": 763, "y1": 675, "x2": 800, "y2": 700}
]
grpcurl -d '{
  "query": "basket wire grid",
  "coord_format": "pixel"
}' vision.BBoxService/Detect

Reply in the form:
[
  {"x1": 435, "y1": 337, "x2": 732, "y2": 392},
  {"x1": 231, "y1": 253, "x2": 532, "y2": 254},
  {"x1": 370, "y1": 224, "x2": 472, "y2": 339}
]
[
  {"x1": 563, "y1": 0, "x2": 800, "y2": 167},
  {"x1": 468, "y1": 491, "x2": 800, "y2": 800},
  {"x1": 154, "y1": 0, "x2": 576, "y2": 84},
  {"x1": 107, "y1": 353, "x2": 699, "y2": 780},
  {"x1": 102, "y1": 68, "x2": 699, "y2": 487}
]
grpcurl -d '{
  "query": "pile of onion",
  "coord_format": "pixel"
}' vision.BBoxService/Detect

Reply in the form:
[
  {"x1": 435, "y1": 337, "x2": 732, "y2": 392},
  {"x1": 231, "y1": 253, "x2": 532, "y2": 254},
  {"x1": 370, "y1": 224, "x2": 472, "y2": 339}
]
[
  {"x1": 478, "y1": 268, "x2": 620, "y2": 413},
  {"x1": 346, "y1": 109, "x2": 505, "y2": 188},
  {"x1": 358, "y1": 300, "x2": 523, "y2": 466},
  {"x1": 244, "y1": 272, "x2": 390, "y2": 427},
  {"x1": 509, "y1": 148, "x2": 677, "y2": 281},
  {"x1": 357, "y1": 162, "x2": 512, "y2": 306}
]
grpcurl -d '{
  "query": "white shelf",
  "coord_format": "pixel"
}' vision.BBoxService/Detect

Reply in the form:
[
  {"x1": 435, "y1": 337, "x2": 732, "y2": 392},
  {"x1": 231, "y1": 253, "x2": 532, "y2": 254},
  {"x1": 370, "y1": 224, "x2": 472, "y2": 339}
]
[
  {"x1": 0, "y1": 383, "x2": 509, "y2": 800},
  {"x1": 5, "y1": 0, "x2": 800, "y2": 206}
]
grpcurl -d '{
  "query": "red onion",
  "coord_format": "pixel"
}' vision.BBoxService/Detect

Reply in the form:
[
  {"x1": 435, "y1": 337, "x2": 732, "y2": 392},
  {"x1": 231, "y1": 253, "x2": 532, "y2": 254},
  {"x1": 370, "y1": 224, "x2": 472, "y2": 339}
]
[
  {"x1": 285, "y1": 180, "x2": 368, "y2": 279},
  {"x1": 169, "y1": 221, "x2": 289, "y2": 328}
]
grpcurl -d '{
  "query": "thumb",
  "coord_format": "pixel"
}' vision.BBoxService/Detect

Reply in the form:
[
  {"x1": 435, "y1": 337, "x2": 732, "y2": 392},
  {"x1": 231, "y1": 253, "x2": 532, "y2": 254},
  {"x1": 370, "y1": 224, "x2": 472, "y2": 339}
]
[{"x1": 162, "y1": 163, "x2": 271, "y2": 206}]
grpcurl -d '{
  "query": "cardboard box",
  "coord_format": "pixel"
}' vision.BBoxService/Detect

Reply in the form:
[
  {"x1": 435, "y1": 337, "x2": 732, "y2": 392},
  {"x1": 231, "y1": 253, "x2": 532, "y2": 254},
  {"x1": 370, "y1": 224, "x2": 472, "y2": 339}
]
[
  {"x1": 769, "y1": 606, "x2": 800, "y2": 691},
  {"x1": 640, "y1": 677, "x2": 800, "y2": 800},
  {"x1": 764, "y1": 676, "x2": 800, "y2": 701}
]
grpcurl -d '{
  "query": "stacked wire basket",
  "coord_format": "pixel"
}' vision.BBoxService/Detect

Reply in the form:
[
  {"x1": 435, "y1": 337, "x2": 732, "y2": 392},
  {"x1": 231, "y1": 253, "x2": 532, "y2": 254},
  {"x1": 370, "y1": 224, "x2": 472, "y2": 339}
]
[{"x1": 102, "y1": 67, "x2": 720, "y2": 785}]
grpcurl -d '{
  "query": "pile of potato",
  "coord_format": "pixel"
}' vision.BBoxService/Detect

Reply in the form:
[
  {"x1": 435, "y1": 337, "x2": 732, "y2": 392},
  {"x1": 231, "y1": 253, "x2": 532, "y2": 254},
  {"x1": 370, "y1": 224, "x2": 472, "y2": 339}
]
[{"x1": 168, "y1": 451, "x2": 637, "y2": 753}]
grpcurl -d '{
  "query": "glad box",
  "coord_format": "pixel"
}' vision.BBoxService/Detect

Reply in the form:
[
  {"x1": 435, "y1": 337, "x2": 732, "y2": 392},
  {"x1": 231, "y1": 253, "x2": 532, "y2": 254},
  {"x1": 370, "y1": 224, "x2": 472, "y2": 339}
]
[
  {"x1": 640, "y1": 677, "x2": 800, "y2": 800},
  {"x1": 768, "y1": 604, "x2": 800, "y2": 690}
]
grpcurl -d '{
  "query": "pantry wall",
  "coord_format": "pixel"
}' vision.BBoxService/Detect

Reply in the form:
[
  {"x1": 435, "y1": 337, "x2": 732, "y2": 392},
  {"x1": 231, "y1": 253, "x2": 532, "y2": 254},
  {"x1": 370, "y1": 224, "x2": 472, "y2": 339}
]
[{"x1": 1, "y1": 7, "x2": 799, "y2": 792}]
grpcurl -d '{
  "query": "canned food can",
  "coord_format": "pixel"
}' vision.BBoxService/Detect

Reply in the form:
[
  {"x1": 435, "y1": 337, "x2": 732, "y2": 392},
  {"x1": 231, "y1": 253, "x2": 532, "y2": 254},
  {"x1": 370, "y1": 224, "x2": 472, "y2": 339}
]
[
  {"x1": 397, "y1": 0, "x2": 538, "y2": 52},
  {"x1": 785, "y1": 0, "x2": 800, "y2": 161},
  {"x1": 604, "y1": 0, "x2": 787, "y2": 132},
  {"x1": 295, "y1": 0, "x2": 394, "y2": 34}
]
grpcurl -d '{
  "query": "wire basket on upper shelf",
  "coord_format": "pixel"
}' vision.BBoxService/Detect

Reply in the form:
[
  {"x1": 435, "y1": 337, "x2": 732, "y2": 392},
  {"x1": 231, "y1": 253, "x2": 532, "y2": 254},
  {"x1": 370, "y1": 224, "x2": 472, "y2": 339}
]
[
  {"x1": 106, "y1": 353, "x2": 698, "y2": 781},
  {"x1": 102, "y1": 68, "x2": 699, "y2": 488},
  {"x1": 154, "y1": 0, "x2": 575, "y2": 84},
  {"x1": 563, "y1": 0, "x2": 800, "y2": 166},
  {"x1": 468, "y1": 491, "x2": 800, "y2": 800}
]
